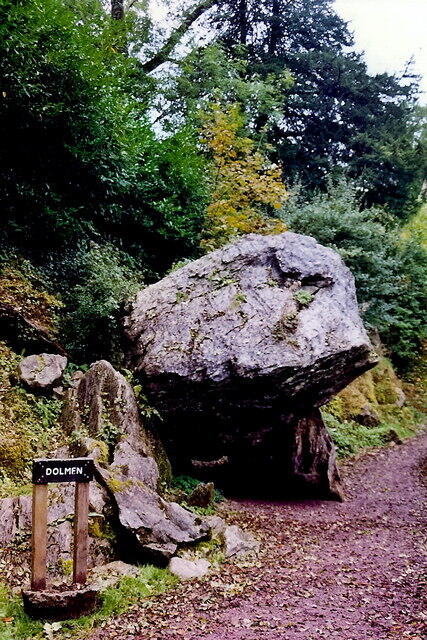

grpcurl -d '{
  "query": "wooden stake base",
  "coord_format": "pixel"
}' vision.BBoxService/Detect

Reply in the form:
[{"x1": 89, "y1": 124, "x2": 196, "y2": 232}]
[{"x1": 22, "y1": 586, "x2": 99, "y2": 620}]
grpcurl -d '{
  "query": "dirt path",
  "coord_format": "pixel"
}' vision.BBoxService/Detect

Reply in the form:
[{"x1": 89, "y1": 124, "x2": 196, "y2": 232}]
[{"x1": 92, "y1": 433, "x2": 427, "y2": 640}]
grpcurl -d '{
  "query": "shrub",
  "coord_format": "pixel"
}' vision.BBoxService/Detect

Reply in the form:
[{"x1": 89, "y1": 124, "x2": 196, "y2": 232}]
[
  {"x1": 321, "y1": 410, "x2": 417, "y2": 458},
  {"x1": 281, "y1": 182, "x2": 427, "y2": 369},
  {"x1": 200, "y1": 104, "x2": 287, "y2": 251},
  {"x1": 61, "y1": 245, "x2": 143, "y2": 363}
]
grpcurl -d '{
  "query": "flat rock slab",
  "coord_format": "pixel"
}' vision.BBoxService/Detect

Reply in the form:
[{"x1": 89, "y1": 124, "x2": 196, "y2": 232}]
[
  {"x1": 169, "y1": 557, "x2": 211, "y2": 580},
  {"x1": 99, "y1": 467, "x2": 210, "y2": 563},
  {"x1": 124, "y1": 232, "x2": 376, "y2": 401},
  {"x1": 220, "y1": 524, "x2": 259, "y2": 558},
  {"x1": 22, "y1": 586, "x2": 99, "y2": 620}
]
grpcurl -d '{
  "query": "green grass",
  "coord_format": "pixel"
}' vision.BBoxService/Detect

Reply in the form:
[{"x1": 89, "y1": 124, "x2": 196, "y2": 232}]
[
  {"x1": 322, "y1": 410, "x2": 419, "y2": 458},
  {"x1": 0, "y1": 583, "x2": 43, "y2": 640},
  {"x1": 0, "y1": 566, "x2": 178, "y2": 640}
]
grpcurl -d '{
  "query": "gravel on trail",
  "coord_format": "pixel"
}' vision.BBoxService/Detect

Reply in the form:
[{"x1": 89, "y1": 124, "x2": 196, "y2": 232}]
[{"x1": 90, "y1": 432, "x2": 427, "y2": 640}]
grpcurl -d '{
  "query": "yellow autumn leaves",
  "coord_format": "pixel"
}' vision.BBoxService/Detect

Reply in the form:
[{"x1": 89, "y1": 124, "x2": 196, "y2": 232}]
[{"x1": 200, "y1": 104, "x2": 288, "y2": 251}]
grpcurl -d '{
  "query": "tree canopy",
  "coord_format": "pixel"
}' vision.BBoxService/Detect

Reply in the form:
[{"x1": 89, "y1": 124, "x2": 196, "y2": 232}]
[{"x1": 0, "y1": 0, "x2": 425, "y2": 366}]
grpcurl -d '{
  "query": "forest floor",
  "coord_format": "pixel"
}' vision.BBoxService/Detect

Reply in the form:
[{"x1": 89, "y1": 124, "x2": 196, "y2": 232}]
[{"x1": 90, "y1": 432, "x2": 427, "y2": 640}]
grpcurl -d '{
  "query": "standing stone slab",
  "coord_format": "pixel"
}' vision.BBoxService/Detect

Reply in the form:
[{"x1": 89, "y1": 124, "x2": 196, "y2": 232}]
[
  {"x1": 123, "y1": 232, "x2": 378, "y2": 499},
  {"x1": 61, "y1": 361, "x2": 208, "y2": 562}
]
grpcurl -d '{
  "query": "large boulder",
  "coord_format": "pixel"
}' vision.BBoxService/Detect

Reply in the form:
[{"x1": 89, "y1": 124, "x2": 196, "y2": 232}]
[{"x1": 123, "y1": 233, "x2": 378, "y2": 499}]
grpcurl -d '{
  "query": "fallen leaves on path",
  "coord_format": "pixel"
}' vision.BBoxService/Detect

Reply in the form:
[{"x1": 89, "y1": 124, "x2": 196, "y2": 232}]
[{"x1": 89, "y1": 434, "x2": 427, "y2": 640}]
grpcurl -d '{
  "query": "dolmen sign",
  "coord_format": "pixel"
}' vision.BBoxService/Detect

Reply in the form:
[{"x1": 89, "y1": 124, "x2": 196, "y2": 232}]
[
  {"x1": 22, "y1": 457, "x2": 99, "y2": 620},
  {"x1": 32, "y1": 458, "x2": 94, "y2": 484}
]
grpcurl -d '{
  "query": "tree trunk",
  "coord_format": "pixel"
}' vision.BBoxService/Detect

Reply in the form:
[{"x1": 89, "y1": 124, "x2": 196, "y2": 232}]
[
  {"x1": 238, "y1": 0, "x2": 248, "y2": 45},
  {"x1": 111, "y1": 0, "x2": 124, "y2": 20},
  {"x1": 268, "y1": 0, "x2": 281, "y2": 54}
]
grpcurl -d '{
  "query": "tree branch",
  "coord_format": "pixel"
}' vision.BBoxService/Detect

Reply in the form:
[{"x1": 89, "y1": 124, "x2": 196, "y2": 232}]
[{"x1": 141, "y1": 0, "x2": 218, "y2": 73}]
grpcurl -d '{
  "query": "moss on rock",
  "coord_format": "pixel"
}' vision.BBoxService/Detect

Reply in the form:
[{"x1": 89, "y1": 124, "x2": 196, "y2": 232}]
[
  {"x1": 371, "y1": 358, "x2": 402, "y2": 405},
  {"x1": 0, "y1": 263, "x2": 62, "y2": 335},
  {"x1": 326, "y1": 357, "x2": 405, "y2": 425},
  {"x1": 322, "y1": 356, "x2": 421, "y2": 458},
  {"x1": 0, "y1": 342, "x2": 64, "y2": 491}
]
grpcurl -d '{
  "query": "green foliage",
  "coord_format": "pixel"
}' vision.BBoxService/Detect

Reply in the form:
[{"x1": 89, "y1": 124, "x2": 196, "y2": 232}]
[
  {"x1": 0, "y1": 583, "x2": 42, "y2": 640},
  {"x1": 282, "y1": 182, "x2": 427, "y2": 369},
  {"x1": 172, "y1": 474, "x2": 223, "y2": 507},
  {"x1": 61, "y1": 244, "x2": 142, "y2": 362},
  {"x1": 321, "y1": 356, "x2": 423, "y2": 458},
  {"x1": 0, "y1": 342, "x2": 63, "y2": 493},
  {"x1": 293, "y1": 290, "x2": 314, "y2": 308},
  {"x1": 160, "y1": 43, "x2": 293, "y2": 129},
  {"x1": 211, "y1": 0, "x2": 424, "y2": 216},
  {"x1": 172, "y1": 474, "x2": 201, "y2": 495},
  {"x1": 199, "y1": 103, "x2": 287, "y2": 251},
  {"x1": 403, "y1": 203, "x2": 427, "y2": 248},
  {"x1": 322, "y1": 410, "x2": 417, "y2": 459},
  {"x1": 0, "y1": 0, "x2": 208, "y2": 278},
  {"x1": 62, "y1": 566, "x2": 177, "y2": 636}
]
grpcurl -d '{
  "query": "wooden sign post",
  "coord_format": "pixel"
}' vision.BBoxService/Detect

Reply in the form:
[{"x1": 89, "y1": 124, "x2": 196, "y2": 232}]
[{"x1": 31, "y1": 458, "x2": 94, "y2": 591}]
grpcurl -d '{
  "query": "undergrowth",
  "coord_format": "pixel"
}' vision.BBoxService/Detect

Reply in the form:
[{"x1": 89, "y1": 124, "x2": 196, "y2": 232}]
[
  {"x1": 0, "y1": 261, "x2": 62, "y2": 335},
  {"x1": 322, "y1": 411, "x2": 419, "y2": 458},
  {"x1": 0, "y1": 566, "x2": 177, "y2": 640},
  {"x1": 322, "y1": 355, "x2": 425, "y2": 459},
  {"x1": 171, "y1": 474, "x2": 223, "y2": 515},
  {"x1": 0, "y1": 342, "x2": 64, "y2": 496}
]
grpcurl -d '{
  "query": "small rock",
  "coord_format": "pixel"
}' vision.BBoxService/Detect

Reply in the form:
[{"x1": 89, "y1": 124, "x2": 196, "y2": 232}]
[
  {"x1": 396, "y1": 387, "x2": 406, "y2": 407},
  {"x1": 204, "y1": 515, "x2": 227, "y2": 536},
  {"x1": 356, "y1": 405, "x2": 381, "y2": 427},
  {"x1": 386, "y1": 429, "x2": 403, "y2": 445},
  {"x1": 188, "y1": 482, "x2": 215, "y2": 508},
  {"x1": 18, "y1": 353, "x2": 67, "y2": 390},
  {"x1": 169, "y1": 557, "x2": 210, "y2": 580},
  {"x1": 0, "y1": 495, "x2": 31, "y2": 547},
  {"x1": 89, "y1": 561, "x2": 140, "y2": 590},
  {"x1": 221, "y1": 525, "x2": 259, "y2": 558}
]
